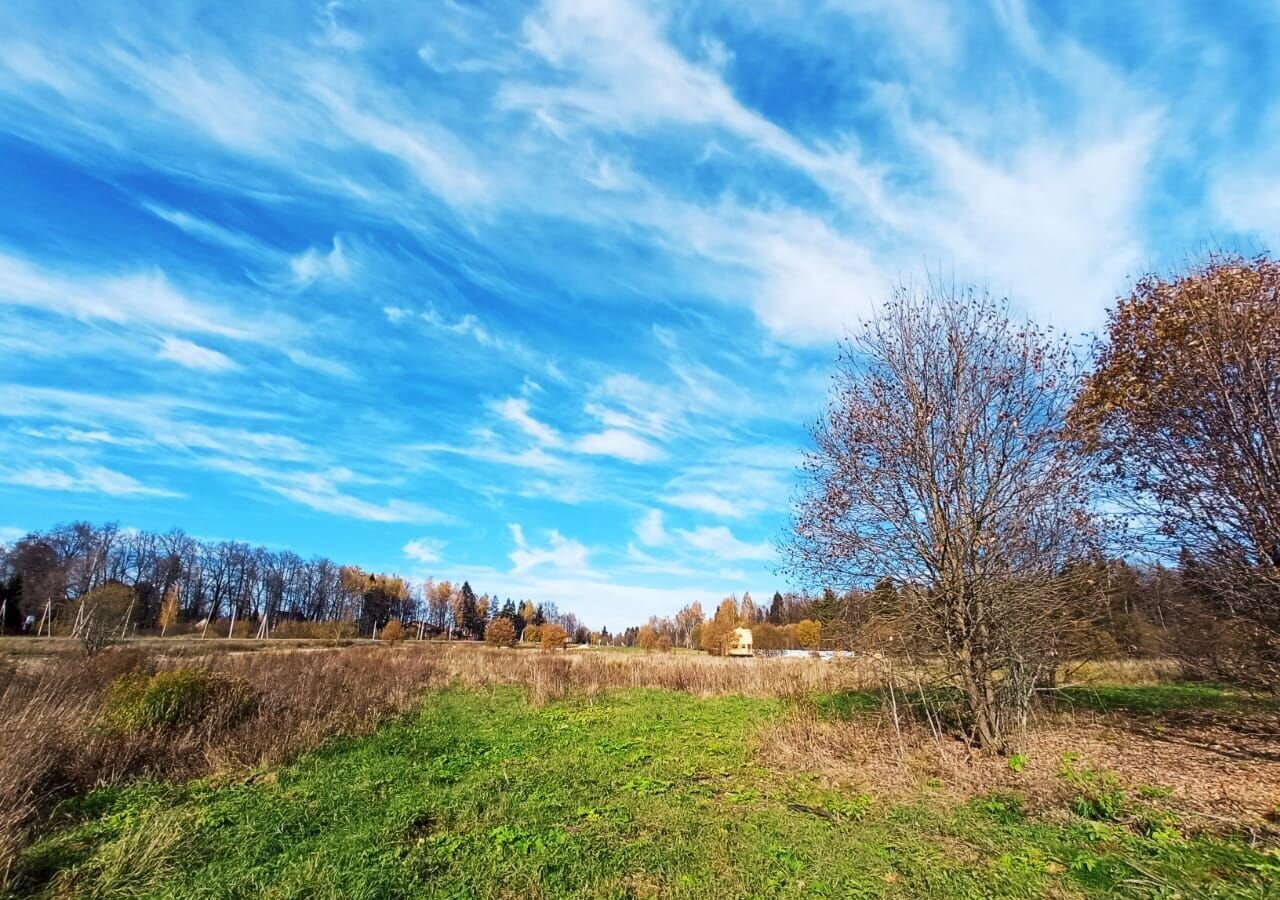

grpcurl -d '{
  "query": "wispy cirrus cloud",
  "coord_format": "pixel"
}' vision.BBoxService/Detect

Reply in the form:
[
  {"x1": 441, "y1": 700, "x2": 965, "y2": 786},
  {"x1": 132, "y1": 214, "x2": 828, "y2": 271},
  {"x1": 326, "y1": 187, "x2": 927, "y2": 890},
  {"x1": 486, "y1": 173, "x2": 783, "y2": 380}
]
[
  {"x1": 0, "y1": 251, "x2": 253, "y2": 338},
  {"x1": 157, "y1": 336, "x2": 238, "y2": 372},
  {"x1": 0, "y1": 462, "x2": 179, "y2": 498}
]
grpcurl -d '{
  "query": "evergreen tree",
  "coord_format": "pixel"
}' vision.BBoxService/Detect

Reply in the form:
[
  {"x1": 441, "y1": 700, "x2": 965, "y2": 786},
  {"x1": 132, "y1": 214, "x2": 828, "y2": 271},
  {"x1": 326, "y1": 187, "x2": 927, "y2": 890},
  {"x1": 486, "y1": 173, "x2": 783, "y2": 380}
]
[
  {"x1": 459, "y1": 581, "x2": 483, "y2": 640},
  {"x1": 768, "y1": 591, "x2": 785, "y2": 625}
]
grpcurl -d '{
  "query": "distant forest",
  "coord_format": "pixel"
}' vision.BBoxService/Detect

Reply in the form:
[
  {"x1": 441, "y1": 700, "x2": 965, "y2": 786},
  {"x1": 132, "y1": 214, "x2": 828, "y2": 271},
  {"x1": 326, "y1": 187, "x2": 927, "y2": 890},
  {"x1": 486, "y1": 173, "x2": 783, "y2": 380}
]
[{"x1": 0, "y1": 522, "x2": 592, "y2": 642}]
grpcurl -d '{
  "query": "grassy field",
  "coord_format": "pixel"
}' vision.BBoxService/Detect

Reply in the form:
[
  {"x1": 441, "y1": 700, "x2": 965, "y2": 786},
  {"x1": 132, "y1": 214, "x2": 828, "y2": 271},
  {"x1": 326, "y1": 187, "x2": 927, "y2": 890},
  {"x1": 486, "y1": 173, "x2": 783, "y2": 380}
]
[
  {"x1": 8, "y1": 684, "x2": 1279, "y2": 896},
  {"x1": 2, "y1": 643, "x2": 1278, "y2": 897}
]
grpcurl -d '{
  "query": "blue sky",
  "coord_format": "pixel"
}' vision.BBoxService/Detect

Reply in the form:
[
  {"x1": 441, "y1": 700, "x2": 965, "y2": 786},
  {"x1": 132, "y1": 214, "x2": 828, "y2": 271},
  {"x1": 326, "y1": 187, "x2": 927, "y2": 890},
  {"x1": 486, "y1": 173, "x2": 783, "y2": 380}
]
[{"x1": 1, "y1": 1, "x2": 1278, "y2": 630}]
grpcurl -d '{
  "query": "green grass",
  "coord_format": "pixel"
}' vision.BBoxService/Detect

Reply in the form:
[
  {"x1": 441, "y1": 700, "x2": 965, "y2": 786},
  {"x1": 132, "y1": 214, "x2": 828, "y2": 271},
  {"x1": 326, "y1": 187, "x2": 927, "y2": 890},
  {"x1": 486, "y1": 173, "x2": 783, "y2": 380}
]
[
  {"x1": 1055, "y1": 682, "x2": 1277, "y2": 716},
  {"x1": 13, "y1": 686, "x2": 1278, "y2": 899}
]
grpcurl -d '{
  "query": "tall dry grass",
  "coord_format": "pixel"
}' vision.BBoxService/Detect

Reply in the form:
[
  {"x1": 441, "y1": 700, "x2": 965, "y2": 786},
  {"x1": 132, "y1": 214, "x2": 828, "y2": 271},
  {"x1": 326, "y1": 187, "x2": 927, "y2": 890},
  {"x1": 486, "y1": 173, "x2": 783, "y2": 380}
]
[
  {"x1": 0, "y1": 644, "x2": 441, "y2": 884},
  {"x1": 427, "y1": 644, "x2": 880, "y2": 701}
]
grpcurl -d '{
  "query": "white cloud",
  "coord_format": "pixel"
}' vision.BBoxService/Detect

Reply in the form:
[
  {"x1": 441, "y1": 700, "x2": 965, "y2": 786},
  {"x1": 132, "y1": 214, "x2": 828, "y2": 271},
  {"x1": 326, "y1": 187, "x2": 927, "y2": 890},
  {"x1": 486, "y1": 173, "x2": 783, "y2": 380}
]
[
  {"x1": 575, "y1": 428, "x2": 662, "y2": 463},
  {"x1": 290, "y1": 236, "x2": 350, "y2": 285},
  {"x1": 494, "y1": 397, "x2": 560, "y2": 445},
  {"x1": 143, "y1": 202, "x2": 271, "y2": 259},
  {"x1": 0, "y1": 252, "x2": 255, "y2": 339},
  {"x1": 403, "y1": 537, "x2": 446, "y2": 564},
  {"x1": 1, "y1": 463, "x2": 179, "y2": 498},
  {"x1": 285, "y1": 348, "x2": 354, "y2": 379},
  {"x1": 420, "y1": 309, "x2": 501, "y2": 347},
  {"x1": 635, "y1": 508, "x2": 668, "y2": 547},
  {"x1": 508, "y1": 524, "x2": 591, "y2": 574},
  {"x1": 157, "y1": 336, "x2": 238, "y2": 371},
  {"x1": 310, "y1": 83, "x2": 491, "y2": 208},
  {"x1": 507, "y1": 0, "x2": 882, "y2": 205},
  {"x1": 0, "y1": 526, "x2": 27, "y2": 544},
  {"x1": 663, "y1": 491, "x2": 744, "y2": 519},
  {"x1": 206, "y1": 460, "x2": 445, "y2": 524},
  {"x1": 909, "y1": 121, "x2": 1157, "y2": 334},
  {"x1": 387, "y1": 304, "x2": 507, "y2": 349},
  {"x1": 675, "y1": 525, "x2": 774, "y2": 562}
]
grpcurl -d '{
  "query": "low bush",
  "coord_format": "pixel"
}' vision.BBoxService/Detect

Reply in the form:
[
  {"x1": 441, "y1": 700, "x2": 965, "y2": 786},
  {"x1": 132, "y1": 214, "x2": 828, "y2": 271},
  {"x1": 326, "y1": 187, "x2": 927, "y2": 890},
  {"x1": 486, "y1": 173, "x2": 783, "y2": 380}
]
[
  {"x1": 100, "y1": 669, "x2": 257, "y2": 735},
  {"x1": 540, "y1": 624, "x2": 568, "y2": 651},
  {"x1": 381, "y1": 619, "x2": 406, "y2": 644},
  {"x1": 0, "y1": 645, "x2": 445, "y2": 884},
  {"x1": 485, "y1": 617, "x2": 517, "y2": 647}
]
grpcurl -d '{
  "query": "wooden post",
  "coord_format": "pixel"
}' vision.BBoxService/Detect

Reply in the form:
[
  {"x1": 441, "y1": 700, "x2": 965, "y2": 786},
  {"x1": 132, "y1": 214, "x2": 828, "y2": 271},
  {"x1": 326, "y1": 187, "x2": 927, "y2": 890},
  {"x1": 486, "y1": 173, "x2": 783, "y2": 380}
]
[
  {"x1": 119, "y1": 598, "x2": 134, "y2": 640},
  {"x1": 71, "y1": 597, "x2": 87, "y2": 639},
  {"x1": 36, "y1": 599, "x2": 51, "y2": 638},
  {"x1": 227, "y1": 605, "x2": 237, "y2": 639}
]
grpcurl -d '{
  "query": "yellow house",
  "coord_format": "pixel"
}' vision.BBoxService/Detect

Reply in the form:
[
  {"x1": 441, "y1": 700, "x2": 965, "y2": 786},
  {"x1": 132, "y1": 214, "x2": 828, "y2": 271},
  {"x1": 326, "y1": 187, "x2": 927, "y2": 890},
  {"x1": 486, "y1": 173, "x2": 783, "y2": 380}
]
[{"x1": 727, "y1": 627, "x2": 754, "y2": 657}]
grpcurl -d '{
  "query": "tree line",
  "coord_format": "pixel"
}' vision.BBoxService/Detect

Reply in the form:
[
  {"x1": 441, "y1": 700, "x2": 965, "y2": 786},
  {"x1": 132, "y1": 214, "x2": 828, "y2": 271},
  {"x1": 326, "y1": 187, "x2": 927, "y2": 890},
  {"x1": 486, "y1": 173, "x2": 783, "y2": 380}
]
[{"x1": 0, "y1": 522, "x2": 594, "y2": 643}]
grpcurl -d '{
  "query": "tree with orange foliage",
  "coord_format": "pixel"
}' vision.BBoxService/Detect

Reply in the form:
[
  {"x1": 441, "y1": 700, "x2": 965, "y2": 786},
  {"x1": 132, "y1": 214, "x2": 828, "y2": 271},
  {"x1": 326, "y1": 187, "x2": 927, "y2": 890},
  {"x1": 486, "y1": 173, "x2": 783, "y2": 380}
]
[
  {"x1": 539, "y1": 623, "x2": 567, "y2": 651},
  {"x1": 793, "y1": 619, "x2": 821, "y2": 650},
  {"x1": 485, "y1": 617, "x2": 517, "y2": 647},
  {"x1": 700, "y1": 597, "x2": 739, "y2": 656},
  {"x1": 1073, "y1": 255, "x2": 1280, "y2": 679},
  {"x1": 636, "y1": 624, "x2": 659, "y2": 652}
]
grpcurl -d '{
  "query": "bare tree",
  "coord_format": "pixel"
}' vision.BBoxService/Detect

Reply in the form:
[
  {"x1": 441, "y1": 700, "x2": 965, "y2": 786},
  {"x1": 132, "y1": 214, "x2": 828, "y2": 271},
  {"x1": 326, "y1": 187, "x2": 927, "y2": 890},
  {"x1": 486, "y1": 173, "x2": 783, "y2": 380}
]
[{"x1": 787, "y1": 285, "x2": 1099, "y2": 752}]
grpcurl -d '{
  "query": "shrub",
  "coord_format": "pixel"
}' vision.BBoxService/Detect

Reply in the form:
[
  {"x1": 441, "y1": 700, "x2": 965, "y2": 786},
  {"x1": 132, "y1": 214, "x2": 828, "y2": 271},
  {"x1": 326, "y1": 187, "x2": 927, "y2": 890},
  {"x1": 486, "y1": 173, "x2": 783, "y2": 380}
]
[
  {"x1": 100, "y1": 669, "x2": 257, "y2": 734},
  {"x1": 540, "y1": 624, "x2": 568, "y2": 651},
  {"x1": 523, "y1": 624, "x2": 541, "y2": 644},
  {"x1": 656, "y1": 635, "x2": 673, "y2": 653},
  {"x1": 212, "y1": 618, "x2": 251, "y2": 640},
  {"x1": 381, "y1": 619, "x2": 406, "y2": 643},
  {"x1": 485, "y1": 617, "x2": 517, "y2": 647},
  {"x1": 794, "y1": 620, "x2": 821, "y2": 650},
  {"x1": 76, "y1": 584, "x2": 135, "y2": 656}
]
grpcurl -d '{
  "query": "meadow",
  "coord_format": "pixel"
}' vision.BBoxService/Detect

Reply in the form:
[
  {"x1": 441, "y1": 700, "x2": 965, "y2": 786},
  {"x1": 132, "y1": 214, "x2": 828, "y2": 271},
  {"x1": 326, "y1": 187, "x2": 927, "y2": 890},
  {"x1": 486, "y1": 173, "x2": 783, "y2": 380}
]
[{"x1": 1, "y1": 639, "x2": 1277, "y2": 898}]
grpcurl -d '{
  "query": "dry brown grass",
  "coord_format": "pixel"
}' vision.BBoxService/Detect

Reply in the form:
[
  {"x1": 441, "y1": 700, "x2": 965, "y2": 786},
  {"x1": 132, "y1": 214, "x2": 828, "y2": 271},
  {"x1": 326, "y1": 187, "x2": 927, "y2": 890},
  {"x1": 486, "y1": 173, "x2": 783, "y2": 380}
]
[
  {"x1": 1064, "y1": 657, "x2": 1184, "y2": 686},
  {"x1": 0, "y1": 643, "x2": 441, "y2": 882},
  {"x1": 425, "y1": 644, "x2": 880, "y2": 701},
  {"x1": 755, "y1": 689, "x2": 1280, "y2": 834}
]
